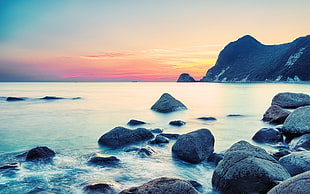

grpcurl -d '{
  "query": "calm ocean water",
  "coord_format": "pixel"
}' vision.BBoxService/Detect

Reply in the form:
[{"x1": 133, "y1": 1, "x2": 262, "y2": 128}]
[{"x1": 0, "y1": 82, "x2": 309, "y2": 193}]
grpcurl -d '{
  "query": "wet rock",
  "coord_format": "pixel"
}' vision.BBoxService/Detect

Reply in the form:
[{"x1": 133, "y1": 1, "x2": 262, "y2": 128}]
[
  {"x1": 212, "y1": 141, "x2": 291, "y2": 194},
  {"x1": 207, "y1": 153, "x2": 224, "y2": 166},
  {"x1": 40, "y1": 96, "x2": 64, "y2": 100},
  {"x1": 6, "y1": 97, "x2": 25, "y2": 101},
  {"x1": 279, "y1": 151, "x2": 310, "y2": 176},
  {"x1": 151, "y1": 93, "x2": 187, "y2": 113},
  {"x1": 87, "y1": 153, "x2": 120, "y2": 167},
  {"x1": 119, "y1": 177, "x2": 200, "y2": 194},
  {"x1": 262, "y1": 105, "x2": 290, "y2": 124},
  {"x1": 98, "y1": 127, "x2": 154, "y2": 148},
  {"x1": 0, "y1": 162, "x2": 20, "y2": 171},
  {"x1": 169, "y1": 120, "x2": 186, "y2": 126},
  {"x1": 187, "y1": 180, "x2": 203, "y2": 193},
  {"x1": 25, "y1": 146, "x2": 56, "y2": 162},
  {"x1": 137, "y1": 145, "x2": 157, "y2": 158},
  {"x1": 282, "y1": 106, "x2": 310, "y2": 138},
  {"x1": 271, "y1": 92, "x2": 310, "y2": 108},
  {"x1": 267, "y1": 171, "x2": 310, "y2": 194},
  {"x1": 160, "y1": 133, "x2": 180, "y2": 140},
  {"x1": 197, "y1": 117, "x2": 216, "y2": 121},
  {"x1": 289, "y1": 133, "x2": 310, "y2": 151},
  {"x1": 172, "y1": 128, "x2": 215, "y2": 164},
  {"x1": 83, "y1": 181, "x2": 121, "y2": 194},
  {"x1": 252, "y1": 128, "x2": 283, "y2": 144},
  {"x1": 226, "y1": 114, "x2": 244, "y2": 117},
  {"x1": 127, "y1": 119, "x2": 146, "y2": 126},
  {"x1": 272, "y1": 149, "x2": 291, "y2": 160},
  {"x1": 153, "y1": 134, "x2": 170, "y2": 144},
  {"x1": 148, "y1": 128, "x2": 163, "y2": 133}
]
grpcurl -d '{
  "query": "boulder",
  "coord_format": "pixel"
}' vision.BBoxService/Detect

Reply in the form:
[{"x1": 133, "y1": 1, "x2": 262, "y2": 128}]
[
  {"x1": 282, "y1": 106, "x2": 310, "y2": 137},
  {"x1": 150, "y1": 135, "x2": 170, "y2": 144},
  {"x1": 137, "y1": 145, "x2": 157, "y2": 158},
  {"x1": 267, "y1": 171, "x2": 310, "y2": 194},
  {"x1": 271, "y1": 92, "x2": 310, "y2": 108},
  {"x1": 127, "y1": 119, "x2": 146, "y2": 126},
  {"x1": 119, "y1": 177, "x2": 200, "y2": 194},
  {"x1": 177, "y1": 73, "x2": 196, "y2": 82},
  {"x1": 252, "y1": 128, "x2": 283, "y2": 144},
  {"x1": 279, "y1": 151, "x2": 310, "y2": 176},
  {"x1": 25, "y1": 146, "x2": 56, "y2": 162},
  {"x1": 98, "y1": 127, "x2": 154, "y2": 148},
  {"x1": 289, "y1": 133, "x2": 310, "y2": 151},
  {"x1": 172, "y1": 128, "x2": 214, "y2": 164},
  {"x1": 87, "y1": 153, "x2": 120, "y2": 167},
  {"x1": 151, "y1": 93, "x2": 187, "y2": 113},
  {"x1": 6, "y1": 97, "x2": 25, "y2": 101},
  {"x1": 197, "y1": 117, "x2": 216, "y2": 121},
  {"x1": 262, "y1": 105, "x2": 290, "y2": 124},
  {"x1": 169, "y1": 120, "x2": 186, "y2": 126},
  {"x1": 83, "y1": 181, "x2": 121, "y2": 194},
  {"x1": 212, "y1": 141, "x2": 291, "y2": 194}
]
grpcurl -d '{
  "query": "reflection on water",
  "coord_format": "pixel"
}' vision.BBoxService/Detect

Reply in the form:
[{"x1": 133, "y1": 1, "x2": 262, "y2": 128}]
[{"x1": 0, "y1": 82, "x2": 309, "y2": 193}]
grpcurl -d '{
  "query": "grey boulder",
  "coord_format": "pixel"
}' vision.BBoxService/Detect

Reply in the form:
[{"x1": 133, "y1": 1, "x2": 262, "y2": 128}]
[
  {"x1": 119, "y1": 177, "x2": 200, "y2": 194},
  {"x1": 172, "y1": 128, "x2": 214, "y2": 164},
  {"x1": 279, "y1": 151, "x2": 310, "y2": 176},
  {"x1": 212, "y1": 141, "x2": 291, "y2": 194},
  {"x1": 267, "y1": 171, "x2": 310, "y2": 194},
  {"x1": 252, "y1": 128, "x2": 283, "y2": 144},
  {"x1": 262, "y1": 105, "x2": 290, "y2": 124},
  {"x1": 151, "y1": 93, "x2": 187, "y2": 113},
  {"x1": 25, "y1": 146, "x2": 56, "y2": 162},
  {"x1": 282, "y1": 106, "x2": 310, "y2": 137},
  {"x1": 271, "y1": 92, "x2": 310, "y2": 108},
  {"x1": 98, "y1": 127, "x2": 154, "y2": 148}
]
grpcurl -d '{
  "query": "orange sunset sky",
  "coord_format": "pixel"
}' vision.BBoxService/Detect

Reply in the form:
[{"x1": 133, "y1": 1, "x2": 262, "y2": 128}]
[{"x1": 0, "y1": 0, "x2": 309, "y2": 81}]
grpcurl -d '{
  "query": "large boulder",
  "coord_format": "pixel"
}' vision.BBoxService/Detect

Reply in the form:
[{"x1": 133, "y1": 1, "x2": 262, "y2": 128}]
[
  {"x1": 279, "y1": 151, "x2": 310, "y2": 176},
  {"x1": 252, "y1": 128, "x2": 283, "y2": 144},
  {"x1": 151, "y1": 93, "x2": 187, "y2": 113},
  {"x1": 289, "y1": 133, "x2": 310, "y2": 151},
  {"x1": 267, "y1": 171, "x2": 310, "y2": 194},
  {"x1": 271, "y1": 92, "x2": 310, "y2": 108},
  {"x1": 212, "y1": 141, "x2": 291, "y2": 194},
  {"x1": 177, "y1": 73, "x2": 196, "y2": 82},
  {"x1": 25, "y1": 146, "x2": 56, "y2": 162},
  {"x1": 119, "y1": 177, "x2": 200, "y2": 194},
  {"x1": 98, "y1": 127, "x2": 154, "y2": 148},
  {"x1": 282, "y1": 106, "x2": 310, "y2": 137},
  {"x1": 262, "y1": 105, "x2": 290, "y2": 124},
  {"x1": 172, "y1": 129, "x2": 214, "y2": 164},
  {"x1": 83, "y1": 181, "x2": 121, "y2": 194}
]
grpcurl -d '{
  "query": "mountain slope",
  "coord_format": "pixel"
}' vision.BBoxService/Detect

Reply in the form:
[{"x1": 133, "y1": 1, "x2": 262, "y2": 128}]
[{"x1": 200, "y1": 35, "x2": 310, "y2": 82}]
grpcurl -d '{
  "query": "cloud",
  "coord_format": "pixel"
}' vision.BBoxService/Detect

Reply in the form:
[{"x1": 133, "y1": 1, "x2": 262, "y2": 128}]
[{"x1": 80, "y1": 52, "x2": 132, "y2": 60}]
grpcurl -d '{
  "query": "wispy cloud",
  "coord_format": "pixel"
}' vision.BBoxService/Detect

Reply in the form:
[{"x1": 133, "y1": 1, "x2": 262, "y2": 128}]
[{"x1": 80, "y1": 52, "x2": 132, "y2": 60}]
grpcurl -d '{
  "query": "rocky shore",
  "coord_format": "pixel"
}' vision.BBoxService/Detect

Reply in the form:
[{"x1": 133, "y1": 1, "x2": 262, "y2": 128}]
[{"x1": 1, "y1": 92, "x2": 309, "y2": 193}]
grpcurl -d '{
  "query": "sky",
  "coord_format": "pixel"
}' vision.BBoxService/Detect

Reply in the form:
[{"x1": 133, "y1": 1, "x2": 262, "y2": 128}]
[{"x1": 0, "y1": 0, "x2": 309, "y2": 82}]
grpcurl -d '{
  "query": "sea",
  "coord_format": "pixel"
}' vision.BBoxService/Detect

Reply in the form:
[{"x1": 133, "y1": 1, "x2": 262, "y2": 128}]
[{"x1": 0, "y1": 82, "x2": 309, "y2": 193}]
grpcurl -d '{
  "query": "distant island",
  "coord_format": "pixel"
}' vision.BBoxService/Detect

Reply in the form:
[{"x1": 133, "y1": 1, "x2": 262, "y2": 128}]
[{"x1": 177, "y1": 35, "x2": 310, "y2": 82}]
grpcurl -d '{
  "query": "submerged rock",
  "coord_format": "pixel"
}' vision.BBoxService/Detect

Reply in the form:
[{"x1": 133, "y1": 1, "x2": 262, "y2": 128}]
[
  {"x1": 150, "y1": 134, "x2": 170, "y2": 144},
  {"x1": 279, "y1": 151, "x2": 310, "y2": 176},
  {"x1": 137, "y1": 145, "x2": 157, "y2": 158},
  {"x1": 119, "y1": 177, "x2": 200, "y2": 194},
  {"x1": 83, "y1": 181, "x2": 121, "y2": 194},
  {"x1": 172, "y1": 128, "x2": 215, "y2": 164},
  {"x1": 282, "y1": 106, "x2": 310, "y2": 137},
  {"x1": 6, "y1": 97, "x2": 25, "y2": 101},
  {"x1": 127, "y1": 119, "x2": 146, "y2": 126},
  {"x1": 197, "y1": 117, "x2": 216, "y2": 121},
  {"x1": 226, "y1": 114, "x2": 244, "y2": 117},
  {"x1": 40, "y1": 96, "x2": 64, "y2": 100},
  {"x1": 169, "y1": 120, "x2": 186, "y2": 126},
  {"x1": 289, "y1": 133, "x2": 310, "y2": 151},
  {"x1": 252, "y1": 128, "x2": 283, "y2": 144},
  {"x1": 177, "y1": 73, "x2": 196, "y2": 82},
  {"x1": 0, "y1": 162, "x2": 20, "y2": 171},
  {"x1": 87, "y1": 153, "x2": 120, "y2": 167},
  {"x1": 25, "y1": 146, "x2": 56, "y2": 162},
  {"x1": 160, "y1": 133, "x2": 180, "y2": 140},
  {"x1": 262, "y1": 105, "x2": 290, "y2": 124},
  {"x1": 271, "y1": 92, "x2": 310, "y2": 108},
  {"x1": 212, "y1": 141, "x2": 291, "y2": 194},
  {"x1": 267, "y1": 171, "x2": 310, "y2": 194},
  {"x1": 151, "y1": 93, "x2": 187, "y2": 113},
  {"x1": 98, "y1": 127, "x2": 154, "y2": 148}
]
